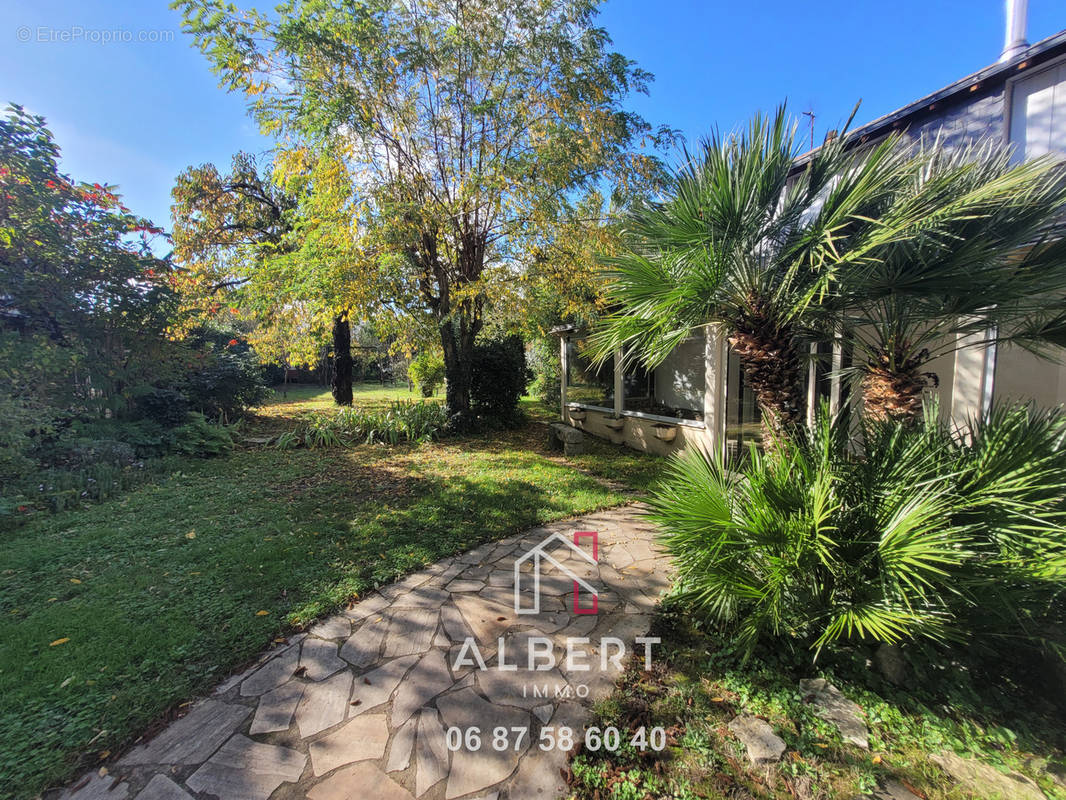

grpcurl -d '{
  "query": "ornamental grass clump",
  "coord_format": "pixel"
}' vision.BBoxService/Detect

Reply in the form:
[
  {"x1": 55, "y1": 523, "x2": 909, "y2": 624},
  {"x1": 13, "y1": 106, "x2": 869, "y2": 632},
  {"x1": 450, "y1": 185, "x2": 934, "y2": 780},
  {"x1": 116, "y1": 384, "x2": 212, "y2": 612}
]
[
  {"x1": 282, "y1": 400, "x2": 449, "y2": 448},
  {"x1": 651, "y1": 403, "x2": 1066, "y2": 662}
]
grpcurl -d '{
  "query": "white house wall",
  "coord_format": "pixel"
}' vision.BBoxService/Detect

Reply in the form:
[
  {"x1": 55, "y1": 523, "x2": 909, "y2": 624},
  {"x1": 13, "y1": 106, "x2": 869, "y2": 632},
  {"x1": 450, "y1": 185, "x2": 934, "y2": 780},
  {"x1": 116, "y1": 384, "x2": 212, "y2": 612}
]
[{"x1": 990, "y1": 343, "x2": 1066, "y2": 409}]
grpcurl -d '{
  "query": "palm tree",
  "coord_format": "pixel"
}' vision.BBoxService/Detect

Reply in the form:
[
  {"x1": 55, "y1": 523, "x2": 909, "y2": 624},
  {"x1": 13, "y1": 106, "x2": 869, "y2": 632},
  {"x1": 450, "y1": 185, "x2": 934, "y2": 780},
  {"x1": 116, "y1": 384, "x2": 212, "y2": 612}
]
[
  {"x1": 830, "y1": 142, "x2": 1066, "y2": 423},
  {"x1": 591, "y1": 106, "x2": 914, "y2": 445}
]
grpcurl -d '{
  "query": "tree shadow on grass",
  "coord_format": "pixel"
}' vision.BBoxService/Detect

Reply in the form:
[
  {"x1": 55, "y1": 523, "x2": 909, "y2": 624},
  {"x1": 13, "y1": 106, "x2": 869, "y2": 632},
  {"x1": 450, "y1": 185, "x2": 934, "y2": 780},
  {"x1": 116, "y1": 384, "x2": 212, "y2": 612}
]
[{"x1": 0, "y1": 437, "x2": 621, "y2": 800}]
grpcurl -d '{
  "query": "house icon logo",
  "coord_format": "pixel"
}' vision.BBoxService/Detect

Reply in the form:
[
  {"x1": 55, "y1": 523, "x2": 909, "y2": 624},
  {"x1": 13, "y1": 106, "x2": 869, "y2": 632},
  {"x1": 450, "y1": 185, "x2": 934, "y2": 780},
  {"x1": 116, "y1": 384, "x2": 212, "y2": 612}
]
[{"x1": 513, "y1": 531, "x2": 599, "y2": 615}]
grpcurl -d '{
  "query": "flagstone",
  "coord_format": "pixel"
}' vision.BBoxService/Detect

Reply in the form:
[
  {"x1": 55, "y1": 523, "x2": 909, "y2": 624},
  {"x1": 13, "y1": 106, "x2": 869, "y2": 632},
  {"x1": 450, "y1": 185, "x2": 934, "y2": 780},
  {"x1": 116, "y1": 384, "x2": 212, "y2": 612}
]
[
  {"x1": 380, "y1": 571, "x2": 433, "y2": 600},
  {"x1": 349, "y1": 653, "x2": 419, "y2": 716},
  {"x1": 307, "y1": 762, "x2": 414, "y2": 800},
  {"x1": 383, "y1": 607, "x2": 439, "y2": 657},
  {"x1": 132, "y1": 774, "x2": 193, "y2": 800},
  {"x1": 309, "y1": 714, "x2": 390, "y2": 775},
  {"x1": 57, "y1": 772, "x2": 130, "y2": 800},
  {"x1": 444, "y1": 579, "x2": 484, "y2": 592},
  {"x1": 437, "y1": 688, "x2": 529, "y2": 799},
  {"x1": 344, "y1": 592, "x2": 391, "y2": 623},
  {"x1": 476, "y1": 666, "x2": 569, "y2": 710},
  {"x1": 385, "y1": 716, "x2": 417, "y2": 773},
  {"x1": 415, "y1": 708, "x2": 450, "y2": 796},
  {"x1": 301, "y1": 637, "x2": 348, "y2": 680},
  {"x1": 341, "y1": 614, "x2": 390, "y2": 667},
  {"x1": 239, "y1": 643, "x2": 301, "y2": 697},
  {"x1": 249, "y1": 680, "x2": 305, "y2": 735},
  {"x1": 476, "y1": 584, "x2": 517, "y2": 606},
  {"x1": 120, "y1": 700, "x2": 251, "y2": 766},
  {"x1": 310, "y1": 615, "x2": 352, "y2": 640},
  {"x1": 434, "y1": 560, "x2": 466, "y2": 584},
  {"x1": 391, "y1": 648, "x2": 454, "y2": 727},
  {"x1": 296, "y1": 670, "x2": 354, "y2": 738},
  {"x1": 453, "y1": 594, "x2": 514, "y2": 643},
  {"x1": 392, "y1": 585, "x2": 451, "y2": 607},
  {"x1": 439, "y1": 601, "x2": 475, "y2": 642},
  {"x1": 186, "y1": 735, "x2": 305, "y2": 800}
]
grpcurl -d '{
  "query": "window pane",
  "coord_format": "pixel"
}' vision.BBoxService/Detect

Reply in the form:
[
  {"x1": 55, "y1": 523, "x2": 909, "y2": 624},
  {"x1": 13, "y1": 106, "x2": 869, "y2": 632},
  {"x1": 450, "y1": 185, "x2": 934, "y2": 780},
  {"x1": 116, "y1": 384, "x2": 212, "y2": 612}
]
[
  {"x1": 565, "y1": 338, "x2": 613, "y2": 406},
  {"x1": 725, "y1": 346, "x2": 762, "y2": 455},
  {"x1": 622, "y1": 336, "x2": 705, "y2": 421}
]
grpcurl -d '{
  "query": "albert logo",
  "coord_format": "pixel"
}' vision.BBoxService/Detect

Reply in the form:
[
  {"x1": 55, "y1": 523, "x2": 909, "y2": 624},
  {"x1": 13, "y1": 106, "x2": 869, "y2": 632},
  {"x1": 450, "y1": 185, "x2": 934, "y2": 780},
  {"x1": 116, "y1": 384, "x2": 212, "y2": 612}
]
[{"x1": 513, "y1": 531, "x2": 598, "y2": 615}]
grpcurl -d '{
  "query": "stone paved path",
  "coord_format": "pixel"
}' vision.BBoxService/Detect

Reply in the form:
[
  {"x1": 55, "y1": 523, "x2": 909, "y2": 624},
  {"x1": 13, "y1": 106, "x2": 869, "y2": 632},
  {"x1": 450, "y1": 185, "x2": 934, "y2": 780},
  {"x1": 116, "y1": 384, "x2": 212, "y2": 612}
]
[{"x1": 55, "y1": 504, "x2": 672, "y2": 800}]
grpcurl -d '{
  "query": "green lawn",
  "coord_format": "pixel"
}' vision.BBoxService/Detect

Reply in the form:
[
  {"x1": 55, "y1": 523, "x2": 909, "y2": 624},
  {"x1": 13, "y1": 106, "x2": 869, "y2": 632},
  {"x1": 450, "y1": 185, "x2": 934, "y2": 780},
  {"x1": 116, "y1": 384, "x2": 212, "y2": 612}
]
[
  {"x1": 268, "y1": 381, "x2": 426, "y2": 411},
  {"x1": 0, "y1": 391, "x2": 661, "y2": 798}
]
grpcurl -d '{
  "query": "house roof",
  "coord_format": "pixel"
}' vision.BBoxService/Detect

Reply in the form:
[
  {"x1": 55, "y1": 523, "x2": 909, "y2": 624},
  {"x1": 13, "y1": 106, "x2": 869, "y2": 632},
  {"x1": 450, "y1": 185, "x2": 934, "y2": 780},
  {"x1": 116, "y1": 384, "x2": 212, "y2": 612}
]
[{"x1": 791, "y1": 28, "x2": 1066, "y2": 170}]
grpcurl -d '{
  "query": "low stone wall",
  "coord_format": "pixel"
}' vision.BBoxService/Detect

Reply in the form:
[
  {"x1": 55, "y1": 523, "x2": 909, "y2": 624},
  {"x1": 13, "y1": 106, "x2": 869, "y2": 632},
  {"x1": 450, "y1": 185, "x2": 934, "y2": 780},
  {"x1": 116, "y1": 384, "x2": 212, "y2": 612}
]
[{"x1": 562, "y1": 406, "x2": 711, "y2": 457}]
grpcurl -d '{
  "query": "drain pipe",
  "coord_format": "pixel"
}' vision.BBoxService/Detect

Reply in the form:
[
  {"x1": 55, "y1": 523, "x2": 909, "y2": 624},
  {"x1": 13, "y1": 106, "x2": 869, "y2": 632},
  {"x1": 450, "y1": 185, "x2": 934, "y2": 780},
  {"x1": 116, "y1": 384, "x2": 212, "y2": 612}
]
[{"x1": 1000, "y1": 0, "x2": 1029, "y2": 62}]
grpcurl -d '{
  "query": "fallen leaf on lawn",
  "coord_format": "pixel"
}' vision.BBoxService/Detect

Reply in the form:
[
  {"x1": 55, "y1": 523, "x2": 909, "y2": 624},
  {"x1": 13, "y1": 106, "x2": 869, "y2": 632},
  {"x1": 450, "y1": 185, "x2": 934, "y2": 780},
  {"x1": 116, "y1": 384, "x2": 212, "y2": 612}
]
[
  {"x1": 70, "y1": 579, "x2": 82, "y2": 584},
  {"x1": 98, "y1": 766, "x2": 108, "y2": 777},
  {"x1": 256, "y1": 610, "x2": 270, "y2": 616},
  {"x1": 60, "y1": 677, "x2": 73, "y2": 688},
  {"x1": 47, "y1": 597, "x2": 57, "y2": 602},
  {"x1": 872, "y1": 754, "x2": 882, "y2": 764},
  {"x1": 185, "y1": 531, "x2": 196, "y2": 539},
  {"x1": 813, "y1": 743, "x2": 828, "y2": 749},
  {"x1": 50, "y1": 637, "x2": 70, "y2": 647},
  {"x1": 711, "y1": 697, "x2": 725, "y2": 702}
]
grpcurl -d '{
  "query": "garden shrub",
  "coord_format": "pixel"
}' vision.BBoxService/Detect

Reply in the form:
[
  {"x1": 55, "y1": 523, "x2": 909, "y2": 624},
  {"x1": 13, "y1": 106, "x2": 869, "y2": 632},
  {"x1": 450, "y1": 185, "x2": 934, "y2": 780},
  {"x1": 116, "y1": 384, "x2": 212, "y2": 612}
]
[
  {"x1": 651, "y1": 403, "x2": 1066, "y2": 663},
  {"x1": 470, "y1": 334, "x2": 530, "y2": 426},
  {"x1": 408, "y1": 351, "x2": 446, "y2": 397},
  {"x1": 167, "y1": 413, "x2": 235, "y2": 457},
  {"x1": 134, "y1": 387, "x2": 190, "y2": 427},
  {"x1": 180, "y1": 331, "x2": 271, "y2": 422},
  {"x1": 527, "y1": 337, "x2": 561, "y2": 410}
]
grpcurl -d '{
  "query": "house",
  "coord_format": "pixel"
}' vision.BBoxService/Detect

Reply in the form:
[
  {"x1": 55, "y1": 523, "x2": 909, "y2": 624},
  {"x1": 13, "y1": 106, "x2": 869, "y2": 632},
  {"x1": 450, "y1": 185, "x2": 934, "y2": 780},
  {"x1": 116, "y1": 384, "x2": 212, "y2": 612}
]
[{"x1": 555, "y1": 5, "x2": 1066, "y2": 457}]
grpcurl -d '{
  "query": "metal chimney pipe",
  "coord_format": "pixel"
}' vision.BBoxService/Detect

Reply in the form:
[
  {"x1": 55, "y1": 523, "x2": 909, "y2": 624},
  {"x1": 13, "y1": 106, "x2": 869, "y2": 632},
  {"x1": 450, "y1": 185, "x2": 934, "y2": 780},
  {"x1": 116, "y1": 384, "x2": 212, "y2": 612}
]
[{"x1": 1000, "y1": 0, "x2": 1029, "y2": 62}]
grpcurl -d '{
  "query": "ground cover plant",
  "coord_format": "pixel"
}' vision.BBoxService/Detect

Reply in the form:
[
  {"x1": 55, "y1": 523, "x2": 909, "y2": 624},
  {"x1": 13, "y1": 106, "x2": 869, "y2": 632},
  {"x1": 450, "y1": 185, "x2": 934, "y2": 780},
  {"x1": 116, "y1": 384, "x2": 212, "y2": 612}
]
[
  {"x1": 0, "y1": 389, "x2": 661, "y2": 799},
  {"x1": 568, "y1": 609, "x2": 1066, "y2": 800}
]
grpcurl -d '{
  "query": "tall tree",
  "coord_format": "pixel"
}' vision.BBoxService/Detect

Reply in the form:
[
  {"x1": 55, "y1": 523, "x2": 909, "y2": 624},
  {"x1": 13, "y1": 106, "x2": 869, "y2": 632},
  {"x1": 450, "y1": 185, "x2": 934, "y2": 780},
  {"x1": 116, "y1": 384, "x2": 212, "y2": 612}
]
[
  {"x1": 171, "y1": 152, "x2": 359, "y2": 404},
  {"x1": 175, "y1": 0, "x2": 672, "y2": 426}
]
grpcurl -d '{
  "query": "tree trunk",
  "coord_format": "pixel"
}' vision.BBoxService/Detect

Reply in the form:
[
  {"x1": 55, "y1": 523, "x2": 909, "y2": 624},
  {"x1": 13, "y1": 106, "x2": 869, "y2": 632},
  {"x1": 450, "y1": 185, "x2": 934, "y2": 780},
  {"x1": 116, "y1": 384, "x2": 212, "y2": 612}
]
[
  {"x1": 331, "y1": 313, "x2": 353, "y2": 406},
  {"x1": 728, "y1": 326, "x2": 805, "y2": 449},
  {"x1": 440, "y1": 317, "x2": 478, "y2": 430},
  {"x1": 861, "y1": 347, "x2": 936, "y2": 424}
]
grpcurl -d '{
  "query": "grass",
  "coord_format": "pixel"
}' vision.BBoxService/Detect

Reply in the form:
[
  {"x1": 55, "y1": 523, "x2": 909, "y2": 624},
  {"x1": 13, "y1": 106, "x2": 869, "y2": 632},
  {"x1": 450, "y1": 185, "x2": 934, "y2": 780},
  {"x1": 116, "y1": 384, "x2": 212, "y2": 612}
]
[
  {"x1": 569, "y1": 608, "x2": 1066, "y2": 800},
  {"x1": 0, "y1": 388, "x2": 662, "y2": 799}
]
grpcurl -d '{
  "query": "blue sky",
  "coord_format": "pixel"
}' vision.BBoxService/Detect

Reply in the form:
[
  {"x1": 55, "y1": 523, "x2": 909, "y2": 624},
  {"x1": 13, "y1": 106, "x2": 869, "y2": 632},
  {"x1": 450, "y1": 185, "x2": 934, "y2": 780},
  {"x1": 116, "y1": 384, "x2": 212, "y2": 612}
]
[{"x1": 1, "y1": 0, "x2": 1063, "y2": 236}]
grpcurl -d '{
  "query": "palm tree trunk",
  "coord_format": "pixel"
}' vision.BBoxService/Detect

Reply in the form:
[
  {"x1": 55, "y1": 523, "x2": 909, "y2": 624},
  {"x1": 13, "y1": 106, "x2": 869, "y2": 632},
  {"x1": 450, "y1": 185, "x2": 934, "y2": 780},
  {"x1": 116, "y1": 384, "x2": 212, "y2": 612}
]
[
  {"x1": 728, "y1": 326, "x2": 805, "y2": 448},
  {"x1": 861, "y1": 346, "x2": 935, "y2": 424}
]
